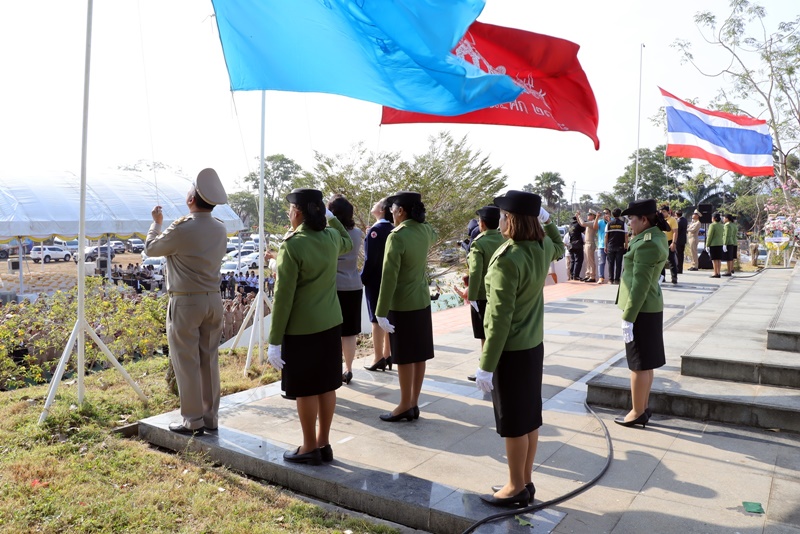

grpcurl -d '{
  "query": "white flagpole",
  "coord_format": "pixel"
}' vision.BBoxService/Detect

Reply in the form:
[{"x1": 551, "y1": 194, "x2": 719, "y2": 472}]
[{"x1": 634, "y1": 43, "x2": 644, "y2": 200}]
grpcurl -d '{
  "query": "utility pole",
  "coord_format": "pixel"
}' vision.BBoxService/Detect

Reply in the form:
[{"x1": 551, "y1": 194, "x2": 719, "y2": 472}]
[{"x1": 570, "y1": 181, "x2": 577, "y2": 211}]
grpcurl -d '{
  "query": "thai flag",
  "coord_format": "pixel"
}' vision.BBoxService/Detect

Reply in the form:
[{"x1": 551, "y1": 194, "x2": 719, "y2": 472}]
[{"x1": 660, "y1": 87, "x2": 773, "y2": 177}]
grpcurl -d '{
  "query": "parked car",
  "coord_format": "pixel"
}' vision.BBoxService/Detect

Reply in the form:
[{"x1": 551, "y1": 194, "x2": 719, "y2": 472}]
[
  {"x1": 220, "y1": 261, "x2": 249, "y2": 276},
  {"x1": 0, "y1": 244, "x2": 9, "y2": 260},
  {"x1": 142, "y1": 256, "x2": 167, "y2": 275},
  {"x1": 109, "y1": 240, "x2": 126, "y2": 254},
  {"x1": 30, "y1": 245, "x2": 72, "y2": 263},
  {"x1": 240, "y1": 252, "x2": 261, "y2": 269},
  {"x1": 75, "y1": 245, "x2": 116, "y2": 262},
  {"x1": 126, "y1": 238, "x2": 145, "y2": 253}
]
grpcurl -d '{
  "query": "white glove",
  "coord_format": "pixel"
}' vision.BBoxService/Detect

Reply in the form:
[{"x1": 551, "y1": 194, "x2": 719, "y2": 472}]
[
  {"x1": 722, "y1": 245, "x2": 727, "y2": 253},
  {"x1": 470, "y1": 300, "x2": 479, "y2": 312},
  {"x1": 325, "y1": 208, "x2": 335, "y2": 219},
  {"x1": 267, "y1": 344, "x2": 284, "y2": 370},
  {"x1": 621, "y1": 320, "x2": 634, "y2": 344},
  {"x1": 475, "y1": 369, "x2": 494, "y2": 393},
  {"x1": 538, "y1": 207, "x2": 550, "y2": 224},
  {"x1": 376, "y1": 316, "x2": 395, "y2": 334}
]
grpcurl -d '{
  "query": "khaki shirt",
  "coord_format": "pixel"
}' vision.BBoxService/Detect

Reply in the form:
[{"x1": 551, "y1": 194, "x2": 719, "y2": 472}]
[
  {"x1": 376, "y1": 219, "x2": 437, "y2": 316},
  {"x1": 723, "y1": 222, "x2": 738, "y2": 246},
  {"x1": 706, "y1": 222, "x2": 724, "y2": 247},
  {"x1": 616, "y1": 226, "x2": 668, "y2": 322},
  {"x1": 687, "y1": 220, "x2": 701, "y2": 240},
  {"x1": 467, "y1": 229, "x2": 505, "y2": 301},
  {"x1": 268, "y1": 216, "x2": 353, "y2": 344},
  {"x1": 145, "y1": 212, "x2": 227, "y2": 293},
  {"x1": 479, "y1": 222, "x2": 564, "y2": 372}
]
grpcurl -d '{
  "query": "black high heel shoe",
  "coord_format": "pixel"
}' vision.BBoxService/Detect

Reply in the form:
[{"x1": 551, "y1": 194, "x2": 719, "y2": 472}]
[
  {"x1": 386, "y1": 355, "x2": 393, "y2": 371},
  {"x1": 614, "y1": 412, "x2": 650, "y2": 428},
  {"x1": 645, "y1": 407, "x2": 652, "y2": 418},
  {"x1": 342, "y1": 371, "x2": 353, "y2": 384},
  {"x1": 490, "y1": 483, "x2": 535, "y2": 504},
  {"x1": 379, "y1": 407, "x2": 415, "y2": 422},
  {"x1": 364, "y1": 358, "x2": 387, "y2": 372},
  {"x1": 479, "y1": 488, "x2": 530, "y2": 508},
  {"x1": 413, "y1": 406, "x2": 419, "y2": 420}
]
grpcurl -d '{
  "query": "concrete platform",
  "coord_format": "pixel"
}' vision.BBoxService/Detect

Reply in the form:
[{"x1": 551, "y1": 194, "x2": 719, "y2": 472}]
[
  {"x1": 767, "y1": 264, "x2": 800, "y2": 352},
  {"x1": 140, "y1": 271, "x2": 800, "y2": 533}
]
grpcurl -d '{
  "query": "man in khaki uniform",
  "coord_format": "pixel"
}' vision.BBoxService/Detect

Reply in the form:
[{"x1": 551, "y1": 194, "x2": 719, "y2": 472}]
[
  {"x1": 576, "y1": 210, "x2": 598, "y2": 282},
  {"x1": 145, "y1": 168, "x2": 228, "y2": 435}
]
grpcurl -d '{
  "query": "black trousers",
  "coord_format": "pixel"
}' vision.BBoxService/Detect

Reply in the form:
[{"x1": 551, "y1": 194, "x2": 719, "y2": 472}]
[
  {"x1": 569, "y1": 249, "x2": 584, "y2": 280},
  {"x1": 675, "y1": 242, "x2": 685, "y2": 273},
  {"x1": 606, "y1": 248, "x2": 624, "y2": 282},
  {"x1": 661, "y1": 240, "x2": 679, "y2": 281}
]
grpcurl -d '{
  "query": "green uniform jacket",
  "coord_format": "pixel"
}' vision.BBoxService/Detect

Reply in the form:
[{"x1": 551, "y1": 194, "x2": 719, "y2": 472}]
[
  {"x1": 723, "y1": 222, "x2": 738, "y2": 246},
  {"x1": 706, "y1": 221, "x2": 724, "y2": 247},
  {"x1": 376, "y1": 219, "x2": 437, "y2": 316},
  {"x1": 268, "y1": 216, "x2": 352, "y2": 345},
  {"x1": 616, "y1": 226, "x2": 668, "y2": 323},
  {"x1": 479, "y1": 222, "x2": 564, "y2": 372},
  {"x1": 467, "y1": 229, "x2": 505, "y2": 301}
]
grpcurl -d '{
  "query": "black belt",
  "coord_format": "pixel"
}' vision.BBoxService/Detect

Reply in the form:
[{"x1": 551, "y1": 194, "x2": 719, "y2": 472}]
[{"x1": 168, "y1": 291, "x2": 216, "y2": 296}]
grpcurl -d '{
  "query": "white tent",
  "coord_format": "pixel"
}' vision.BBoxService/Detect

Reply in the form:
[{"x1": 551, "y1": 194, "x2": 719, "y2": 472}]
[{"x1": 0, "y1": 170, "x2": 245, "y2": 241}]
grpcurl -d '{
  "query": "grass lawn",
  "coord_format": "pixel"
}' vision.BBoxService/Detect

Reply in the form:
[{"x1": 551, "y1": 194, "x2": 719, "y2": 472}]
[{"x1": 0, "y1": 350, "x2": 397, "y2": 534}]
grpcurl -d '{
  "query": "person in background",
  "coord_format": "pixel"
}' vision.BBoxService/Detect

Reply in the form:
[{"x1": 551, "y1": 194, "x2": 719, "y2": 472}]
[
  {"x1": 362, "y1": 198, "x2": 394, "y2": 372},
  {"x1": 706, "y1": 212, "x2": 725, "y2": 278},
  {"x1": 675, "y1": 210, "x2": 688, "y2": 274},
  {"x1": 375, "y1": 191, "x2": 436, "y2": 422},
  {"x1": 266, "y1": 273, "x2": 275, "y2": 298},
  {"x1": 328, "y1": 194, "x2": 364, "y2": 385},
  {"x1": 474, "y1": 191, "x2": 563, "y2": 508},
  {"x1": 604, "y1": 208, "x2": 628, "y2": 284},
  {"x1": 144, "y1": 168, "x2": 228, "y2": 436},
  {"x1": 687, "y1": 210, "x2": 702, "y2": 271},
  {"x1": 596, "y1": 208, "x2": 610, "y2": 284},
  {"x1": 659, "y1": 205, "x2": 679, "y2": 285},
  {"x1": 723, "y1": 213, "x2": 739, "y2": 276},
  {"x1": 614, "y1": 199, "x2": 669, "y2": 429},
  {"x1": 266, "y1": 188, "x2": 352, "y2": 466},
  {"x1": 575, "y1": 210, "x2": 598, "y2": 283},
  {"x1": 567, "y1": 216, "x2": 585, "y2": 281}
]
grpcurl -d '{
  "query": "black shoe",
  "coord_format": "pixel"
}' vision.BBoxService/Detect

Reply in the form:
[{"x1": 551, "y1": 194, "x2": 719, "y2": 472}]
[
  {"x1": 319, "y1": 444, "x2": 333, "y2": 463},
  {"x1": 688, "y1": 267, "x2": 698, "y2": 271},
  {"x1": 491, "y1": 483, "x2": 535, "y2": 504},
  {"x1": 479, "y1": 488, "x2": 530, "y2": 508},
  {"x1": 722, "y1": 272, "x2": 732, "y2": 277},
  {"x1": 342, "y1": 371, "x2": 353, "y2": 384},
  {"x1": 613, "y1": 412, "x2": 649, "y2": 428},
  {"x1": 671, "y1": 279, "x2": 678, "y2": 285},
  {"x1": 281, "y1": 393, "x2": 296, "y2": 400},
  {"x1": 467, "y1": 375, "x2": 477, "y2": 381},
  {"x1": 413, "y1": 406, "x2": 420, "y2": 420},
  {"x1": 645, "y1": 407, "x2": 652, "y2": 418},
  {"x1": 386, "y1": 355, "x2": 393, "y2": 371},
  {"x1": 379, "y1": 407, "x2": 416, "y2": 422},
  {"x1": 204, "y1": 426, "x2": 218, "y2": 432},
  {"x1": 283, "y1": 447, "x2": 322, "y2": 466},
  {"x1": 584, "y1": 278, "x2": 597, "y2": 283},
  {"x1": 710, "y1": 274, "x2": 721, "y2": 278},
  {"x1": 169, "y1": 422, "x2": 204, "y2": 436},
  {"x1": 364, "y1": 358, "x2": 387, "y2": 372}
]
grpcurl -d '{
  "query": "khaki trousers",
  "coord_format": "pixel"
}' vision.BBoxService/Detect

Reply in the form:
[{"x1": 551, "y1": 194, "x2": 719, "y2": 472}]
[
  {"x1": 583, "y1": 243, "x2": 596, "y2": 279},
  {"x1": 688, "y1": 237, "x2": 699, "y2": 268},
  {"x1": 167, "y1": 293, "x2": 224, "y2": 430}
]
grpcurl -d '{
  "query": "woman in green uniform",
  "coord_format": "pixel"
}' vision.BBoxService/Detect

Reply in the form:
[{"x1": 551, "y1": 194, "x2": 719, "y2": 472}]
[
  {"x1": 267, "y1": 188, "x2": 352, "y2": 465},
  {"x1": 723, "y1": 213, "x2": 738, "y2": 276},
  {"x1": 375, "y1": 191, "x2": 436, "y2": 422},
  {"x1": 465, "y1": 206, "x2": 506, "y2": 347},
  {"x1": 706, "y1": 212, "x2": 725, "y2": 278},
  {"x1": 474, "y1": 191, "x2": 563, "y2": 508},
  {"x1": 615, "y1": 199, "x2": 669, "y2": 428}
]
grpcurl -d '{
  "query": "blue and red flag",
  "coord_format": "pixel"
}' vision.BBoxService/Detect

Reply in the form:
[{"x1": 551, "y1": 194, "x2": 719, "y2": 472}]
[
  {"x1": 211, "y1": 0, "x2": 522, "y2": 115},
  {"x1": 660, "y1": 87, "x2": 773, "y2": 177}
]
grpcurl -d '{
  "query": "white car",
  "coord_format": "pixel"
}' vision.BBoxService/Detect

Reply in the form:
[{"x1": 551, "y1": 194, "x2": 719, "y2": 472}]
[
  {"x1": 220, "y1": 261, "x2": 249, "y2": 276},
  {"x1": 30, "y1": 245, "x2": 71, "y2": 263},
  {"x1": 109, "y1": 240, "x2": 126, "y2": 254},
  {"x1": 142, "y1": 256, "x2": 167, "y2": 275},
  {"x1": 240, "y1": 252, "x2": 261, "y2": 269}
]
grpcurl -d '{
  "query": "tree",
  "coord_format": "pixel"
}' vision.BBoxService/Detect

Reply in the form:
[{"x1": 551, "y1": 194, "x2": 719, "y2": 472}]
[
  {"x1": 533, "y1": 172, "x2": 565, "y2": 208},
  {"x1": 243, "y1": 154, "x2": 306, "y2": 230},
  {"x1": 578, "y1": 194, "x2": 595, "y2": 213},
  {"x1": 678, "y1": 171, "x2": 724, "y2": 207},
  {"x1": 612, "y1": 145, "x2": 693, "y2": 203},
  {"x1": 673, "y1": 0, "x2": 800, "y2": 196},
  {"x1": 227, "y1": 190, "x2": 258, "y2": 231}
]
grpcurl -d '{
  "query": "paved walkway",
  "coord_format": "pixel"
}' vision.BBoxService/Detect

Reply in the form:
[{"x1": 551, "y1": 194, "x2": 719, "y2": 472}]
[{"x1": 140, "y1": 270, "x2": 800, "y2": 533}]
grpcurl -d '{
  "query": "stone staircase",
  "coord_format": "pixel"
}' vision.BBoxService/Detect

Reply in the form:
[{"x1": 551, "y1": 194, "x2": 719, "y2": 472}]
[{"x1": 587, "y1": 265, "x2": 800, "y2": 432}]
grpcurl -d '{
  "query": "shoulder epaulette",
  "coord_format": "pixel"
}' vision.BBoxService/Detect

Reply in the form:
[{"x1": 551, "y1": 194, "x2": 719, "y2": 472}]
[
  {"x1": 283, "y1": 230, "x2": 296, "y2": 241},
  {"x1": 390, "y1": 225, "x2": 405, "y2": 233},
  {"x1": 496, "y1": 241, "x2": 511, "y2": 257},
  {"x1": 644, "y1": 233, "x2": 652, "y2": 241},
  {"x1": 172, "y1": 216, "x2": 189, "y2": 226},
  {"x1": 472, "y1": 233, "x2": 485, "y2": 244}
]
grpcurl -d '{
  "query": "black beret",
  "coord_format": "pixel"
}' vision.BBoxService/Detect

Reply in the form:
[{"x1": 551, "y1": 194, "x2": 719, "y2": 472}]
[
  {"x1": 286, "y1": 188, "x2": 323, "y2": 205},
  {"x1": 476, "y1": 205, "x2": 500, "y2": 223},
  {"x1": 493, "y1": 190, "x2": 542, "y2": 217},
  {"x1": 387, "y1": 191, "x2": 422, "y2": 207},
  {"x1": 621, "y1": 199, "x2": 658, "y2": 217}
]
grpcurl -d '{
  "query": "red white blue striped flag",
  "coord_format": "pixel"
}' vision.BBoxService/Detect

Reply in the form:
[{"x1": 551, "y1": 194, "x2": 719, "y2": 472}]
[{"x1": 660, "y1": 87, "x2": 773, "y2": 177}]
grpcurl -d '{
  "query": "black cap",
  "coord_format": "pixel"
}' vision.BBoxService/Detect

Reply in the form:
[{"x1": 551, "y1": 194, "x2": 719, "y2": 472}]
[
  {"x1": 493, "y1": 190, "x2": 542, "y2": 217},
  {"x1": 621, "y1": 199, "x2": 658, "y2": 217},
  {"x1": 286, "y1": 188, "x2": 323, "y2": 205},
  {"x1": 387, "y1": 191, "x2": 422, "y2": 207},
  {"x1": 476, "y1": 205, "x2": 500, "y2": 224}
]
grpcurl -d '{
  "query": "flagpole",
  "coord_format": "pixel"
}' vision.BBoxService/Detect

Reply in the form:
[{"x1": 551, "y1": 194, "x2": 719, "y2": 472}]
[{"x1": 634, "y1": 43, "x2": 644, "y2": 200}]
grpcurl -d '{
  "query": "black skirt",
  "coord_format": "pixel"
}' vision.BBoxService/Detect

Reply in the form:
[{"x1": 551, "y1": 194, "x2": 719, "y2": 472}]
[
  {"x1": 726, "y1": 245, "x2": 738, "y2": 261},
  {"x1": 491, "y1": 343, "x2": 544, "y2": 438},
  {"x1": 388, "y1": 306, "x2": 434, "y2": 365},
  {"x1": 337, "y1": 289, "x2": 363, "y2": 336},
  {"x1": 282, "y1": 324, "x2": 343, "y2": 397},
  {"x1": 709, "y1": 245, "x2": 725, "y2": 261},
  {"x1": 625, "y1": 311, "x2": 666, "y2": 371},
  {"x1": 470, "y1": 300, "x2": 487, "y2": 339}
]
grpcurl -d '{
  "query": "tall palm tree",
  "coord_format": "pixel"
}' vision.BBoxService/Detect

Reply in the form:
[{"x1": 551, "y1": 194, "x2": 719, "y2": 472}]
[{"x1": 533, "y1": 171, "x2": 565, "y2": 208}]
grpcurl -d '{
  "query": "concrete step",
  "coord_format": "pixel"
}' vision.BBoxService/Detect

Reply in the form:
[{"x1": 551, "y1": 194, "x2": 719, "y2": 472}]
[
  {"x1": 681, "y1": 348, "x2": 800, "y2": 387},
  {"x1": 586, "y1": 364, "x2": 800, "y2": 433},
  {"x1": 767, "y1": 265, "x2": 800, "y2": 352}
]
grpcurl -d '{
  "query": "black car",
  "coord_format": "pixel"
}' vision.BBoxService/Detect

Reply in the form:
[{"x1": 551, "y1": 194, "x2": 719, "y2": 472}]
[
  {"x1": 126, "y1": 238, "x2": 145, "y2": 253},
  {"x1": 75, "y1": 245, "x2": 116, "y2": 262}
]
